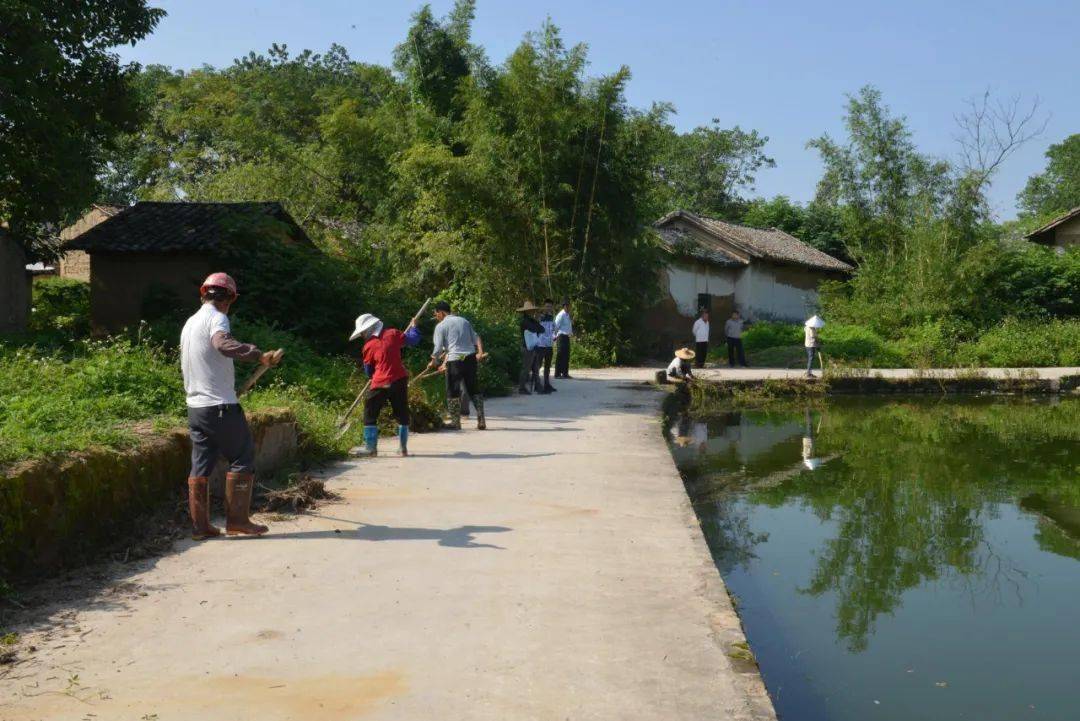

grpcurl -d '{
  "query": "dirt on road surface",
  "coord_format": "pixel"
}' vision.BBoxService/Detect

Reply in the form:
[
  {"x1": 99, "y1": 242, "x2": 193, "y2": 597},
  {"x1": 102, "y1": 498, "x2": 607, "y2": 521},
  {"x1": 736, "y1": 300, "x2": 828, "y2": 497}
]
[{"x1": 0, "y1": 371, "x2": 774, "y2": 721}]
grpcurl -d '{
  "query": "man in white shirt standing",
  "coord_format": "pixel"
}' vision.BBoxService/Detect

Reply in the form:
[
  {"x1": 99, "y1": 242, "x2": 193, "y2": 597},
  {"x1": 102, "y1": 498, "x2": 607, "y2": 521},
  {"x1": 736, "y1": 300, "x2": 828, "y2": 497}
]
[
  {"x1": 553, "y1": 298, "x2": 574, "y2": 379},
  {"x1": 724, "y1": 310, "x2": 749, "y2": 368},
  {"x1": 691, "y1": 309, "x2": 710, "y2": 369},
  {"x1": 804, "y1": 314, "x2": 824, "y2": 378},
  {"x1": 180, "y1": 272, "x2": 280, "y2": 540}
]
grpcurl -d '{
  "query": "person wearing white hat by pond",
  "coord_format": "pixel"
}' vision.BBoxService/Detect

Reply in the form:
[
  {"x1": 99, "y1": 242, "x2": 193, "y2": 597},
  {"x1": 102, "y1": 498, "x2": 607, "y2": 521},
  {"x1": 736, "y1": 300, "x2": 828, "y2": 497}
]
[{"x1": 804, "y1": 315, "x2": 825, "y2": 378}]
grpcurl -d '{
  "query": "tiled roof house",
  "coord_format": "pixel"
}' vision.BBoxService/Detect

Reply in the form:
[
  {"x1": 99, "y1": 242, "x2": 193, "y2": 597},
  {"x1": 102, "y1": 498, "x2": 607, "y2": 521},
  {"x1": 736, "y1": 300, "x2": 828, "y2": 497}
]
[
  {"x1": 63, "y1": 201, "x2": 312, "y2": 332},
  {"x1": 646, "y1": 210, "x2": 852, "y2": 355}
]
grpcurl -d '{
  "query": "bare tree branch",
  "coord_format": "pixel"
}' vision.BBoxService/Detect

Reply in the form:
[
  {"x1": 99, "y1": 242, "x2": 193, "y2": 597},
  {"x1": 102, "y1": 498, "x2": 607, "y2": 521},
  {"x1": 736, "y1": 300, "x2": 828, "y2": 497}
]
[{"x1": 955, "y1": 89, "x2": 1050, "y2": 190}]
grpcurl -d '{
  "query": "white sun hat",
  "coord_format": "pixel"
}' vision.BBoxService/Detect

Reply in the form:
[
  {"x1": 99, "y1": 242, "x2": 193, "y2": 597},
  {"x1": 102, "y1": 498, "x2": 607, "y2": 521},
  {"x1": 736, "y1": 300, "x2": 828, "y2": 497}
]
[
  {"x1": 349, "y1": 313, "x2": 383, "y2": 341},
  {"x1": 805, "y1": 315, "x2": 825, "y2": 328}
]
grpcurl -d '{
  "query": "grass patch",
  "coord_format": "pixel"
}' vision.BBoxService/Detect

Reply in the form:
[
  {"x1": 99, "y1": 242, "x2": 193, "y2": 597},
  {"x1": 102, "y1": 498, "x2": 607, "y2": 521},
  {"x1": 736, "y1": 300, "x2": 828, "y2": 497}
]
[
  {"x1": 0, "y1": 314, "x2": 514, "y2": 468},
  {"x1": 706, "y1": 318, "x2": 1080, "y2": 369}
]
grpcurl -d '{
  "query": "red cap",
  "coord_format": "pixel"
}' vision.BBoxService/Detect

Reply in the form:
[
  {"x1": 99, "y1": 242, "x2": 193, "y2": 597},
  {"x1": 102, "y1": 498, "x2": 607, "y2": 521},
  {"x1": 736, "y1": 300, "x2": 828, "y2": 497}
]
[{"x1": 200, "y1": 272, "x2": 238, "y2": 297}]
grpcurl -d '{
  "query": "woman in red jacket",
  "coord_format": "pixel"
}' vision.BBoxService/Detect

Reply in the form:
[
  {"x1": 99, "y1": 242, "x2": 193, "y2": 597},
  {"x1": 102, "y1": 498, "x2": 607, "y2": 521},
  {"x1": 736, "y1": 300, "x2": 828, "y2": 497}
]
[{"x1": 349, "y1": 313, "x2": 421, "y2": 457}]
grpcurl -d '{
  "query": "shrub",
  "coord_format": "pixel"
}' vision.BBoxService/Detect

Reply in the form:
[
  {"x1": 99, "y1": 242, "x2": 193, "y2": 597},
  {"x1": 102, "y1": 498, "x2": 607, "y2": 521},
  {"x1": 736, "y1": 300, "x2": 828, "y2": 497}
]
[
  {"x1": 819, "y1": 324, "x2": 904, "y2": 366},
  {"x1": 570, "y1": 333, "x2": 615, "y2": 368},
  {"x1": 956, "y1": 318, "x2": 1080, "y2": 367},
  {"x1": 884, "y1": 321, "x2": 961, "y2": 368},
  {"x1": 742, "y1": 321, "x2": 803, "y2": 351},
  {"x1": 28, "y1": 277, "x2": 90, "y2": 336}
]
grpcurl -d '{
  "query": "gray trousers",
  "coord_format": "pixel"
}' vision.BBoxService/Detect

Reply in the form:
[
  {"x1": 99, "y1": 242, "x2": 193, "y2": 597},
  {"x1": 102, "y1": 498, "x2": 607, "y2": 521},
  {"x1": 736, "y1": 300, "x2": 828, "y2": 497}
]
[
  {"x1": 806, "y1": 347, "x2": 817, "y2": 372},
  {"x1": 187, "y1": 404, "x2": 255, "y2": 477}
]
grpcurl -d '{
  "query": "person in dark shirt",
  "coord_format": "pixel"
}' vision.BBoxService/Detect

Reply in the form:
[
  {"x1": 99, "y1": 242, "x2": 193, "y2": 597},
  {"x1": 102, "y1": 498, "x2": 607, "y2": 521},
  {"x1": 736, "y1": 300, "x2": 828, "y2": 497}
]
[{"x1": 517, "y1": 301, "x2": 545, "y2": 394}]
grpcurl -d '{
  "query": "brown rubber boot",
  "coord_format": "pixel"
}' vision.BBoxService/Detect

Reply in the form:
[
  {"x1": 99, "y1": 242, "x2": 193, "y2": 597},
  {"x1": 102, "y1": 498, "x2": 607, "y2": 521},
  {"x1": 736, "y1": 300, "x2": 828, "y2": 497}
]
[
  {"x1": 187, "y1": 477, "x2": 221, "y2": 540},
  {"x1": 225, "y1": 472, "x2": 268, "y2": 536}
]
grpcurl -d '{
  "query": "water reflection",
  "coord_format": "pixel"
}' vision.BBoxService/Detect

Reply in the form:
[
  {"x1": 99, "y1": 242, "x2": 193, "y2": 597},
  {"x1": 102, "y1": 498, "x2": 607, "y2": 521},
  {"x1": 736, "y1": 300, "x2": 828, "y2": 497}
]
[{"x1": 672, "y1": 396, "x2": 1080, "y2": 721}]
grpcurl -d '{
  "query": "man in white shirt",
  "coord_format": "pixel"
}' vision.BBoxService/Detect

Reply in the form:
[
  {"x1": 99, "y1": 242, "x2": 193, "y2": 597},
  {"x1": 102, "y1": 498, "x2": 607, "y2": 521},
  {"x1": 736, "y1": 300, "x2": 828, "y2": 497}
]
[
  {"x1": 180, "y1": 272, "x2": 280, "y2": 540},
  {"x1": 553, "y1": 298, "x2": 574, "y2": 379},
  {"x1": 804, "y1": 315, "x2": 823, "y2": 378},
  {"x1": 691, "y1": 309, "x2": 710, "y2": 369}
]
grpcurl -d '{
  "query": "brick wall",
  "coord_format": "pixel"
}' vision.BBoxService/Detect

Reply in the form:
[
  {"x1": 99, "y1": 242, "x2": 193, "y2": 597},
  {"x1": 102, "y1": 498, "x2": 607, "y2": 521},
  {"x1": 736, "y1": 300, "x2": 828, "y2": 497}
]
[{"x1": 59, "y1": 206, "x2": 122, "y2": 282}]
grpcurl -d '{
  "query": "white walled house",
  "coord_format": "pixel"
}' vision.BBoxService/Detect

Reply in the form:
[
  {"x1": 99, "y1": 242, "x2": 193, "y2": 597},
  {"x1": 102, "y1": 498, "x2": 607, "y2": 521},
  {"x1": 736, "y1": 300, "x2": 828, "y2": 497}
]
[
  {"x1": 645, "y1": 210, "x2": 852, "y2": 355},
  {"x1": 1026, "y1": 206, "x2": 1080, "y2": 253}
]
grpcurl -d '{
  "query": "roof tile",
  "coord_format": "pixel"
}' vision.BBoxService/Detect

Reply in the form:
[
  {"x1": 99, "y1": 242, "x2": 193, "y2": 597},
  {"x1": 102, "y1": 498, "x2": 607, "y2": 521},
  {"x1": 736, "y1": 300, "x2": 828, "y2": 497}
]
[
  {"x1": 656, "y1": 210, "x2": 852, "y2": 273},
  {"x1": 65, "y1": 201, "x2": 310, "y2": 253}
]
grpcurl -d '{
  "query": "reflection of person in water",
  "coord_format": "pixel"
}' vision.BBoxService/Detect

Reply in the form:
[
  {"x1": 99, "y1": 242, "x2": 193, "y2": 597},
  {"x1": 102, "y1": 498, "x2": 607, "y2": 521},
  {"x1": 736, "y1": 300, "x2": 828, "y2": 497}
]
[
  {"x1": 802, "y1": 407, "x2": 824, "y2": 470},
  {"x1": 692, "y1": 421, "x2": 709, "y2": 455},
  {"x1": 672, "y1": 414, "x2": 694, "y2": 448}
]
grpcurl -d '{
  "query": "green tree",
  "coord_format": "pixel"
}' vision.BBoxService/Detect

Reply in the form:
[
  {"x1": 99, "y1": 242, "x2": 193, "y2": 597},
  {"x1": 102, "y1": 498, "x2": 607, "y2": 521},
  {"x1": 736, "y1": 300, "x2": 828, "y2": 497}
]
[
  {"x1": 654, "y1": 121, "x2": 774, "y2": 219},
  {"x1": 1018, "y1": 134, "x2": 1080, "y2": 220},
  {"x1": 739, "y1": 196, "x2": 851, "y2": 263},
  {"x1": 0, "y1": 0, "x2": 164, "y2": 255},
  {"x1": 392, "y1": 2, "x2": 474, "y2": 126},
  {"x1": 807, "y1": 86, "x2": 952, "y2": 258}
]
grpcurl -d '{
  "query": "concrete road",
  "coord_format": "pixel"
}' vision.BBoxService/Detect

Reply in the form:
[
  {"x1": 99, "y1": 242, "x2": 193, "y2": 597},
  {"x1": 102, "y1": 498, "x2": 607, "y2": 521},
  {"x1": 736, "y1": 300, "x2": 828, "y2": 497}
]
[{"x1": 1, "y1": 373, "x2": 774, "y2": 721}]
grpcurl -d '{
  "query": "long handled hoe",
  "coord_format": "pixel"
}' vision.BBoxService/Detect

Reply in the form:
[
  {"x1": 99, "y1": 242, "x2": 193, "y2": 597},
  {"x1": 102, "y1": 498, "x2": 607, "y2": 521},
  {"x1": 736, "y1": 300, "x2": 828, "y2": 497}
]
[{"x1": 238, "y1": 348, "x2": 284, "y2": 396}]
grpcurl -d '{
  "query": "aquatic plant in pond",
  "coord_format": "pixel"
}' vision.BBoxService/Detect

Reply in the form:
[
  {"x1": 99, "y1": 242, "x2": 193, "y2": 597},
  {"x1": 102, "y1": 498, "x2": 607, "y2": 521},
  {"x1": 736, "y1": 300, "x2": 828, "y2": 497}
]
[{"x1": 670, "y1": 396, "x2": 1080, "y2": 721}]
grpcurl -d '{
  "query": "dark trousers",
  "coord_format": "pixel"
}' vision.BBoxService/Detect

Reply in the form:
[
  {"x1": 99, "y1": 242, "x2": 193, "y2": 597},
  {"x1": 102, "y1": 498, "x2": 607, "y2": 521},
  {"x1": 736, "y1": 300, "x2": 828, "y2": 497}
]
[
  {"x1": 538, "y1": 346, "x2": 553, "y2": 387},
  {"x1": 695, "y1": 341, "x2": 708, "y2": 368},
  {"x1": 727, "y1": 337, "x2": 747, "y2": 367},
  {"x1": 446, "y1": 354, "x2": 480, "y2": 398},
  {"x1": 188, "y1": 404, "x2": 255, "y2": 477},
  {"x1": 363, "y1": 376, "x2": 410, "y2": 426},
  {"x1": 555, "y1": 335, "x2": 570, "y2": 377},
  {"x1": 519, "y1": 348, "x2": 536, "y2": 390}
]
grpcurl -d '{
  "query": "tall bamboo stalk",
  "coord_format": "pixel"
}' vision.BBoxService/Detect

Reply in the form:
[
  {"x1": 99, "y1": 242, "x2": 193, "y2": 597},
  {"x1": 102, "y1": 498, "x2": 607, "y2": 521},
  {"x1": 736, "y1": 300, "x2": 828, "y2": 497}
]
[
  {"x1": 537, "y1": 136, "x2": 553, "y2": 295},
  {"x1": 579, "y1": 103, "x2": 607, "y2": 280},
  {"x1": 568, "y1": 132, "x2": 590, "y2": 244}
]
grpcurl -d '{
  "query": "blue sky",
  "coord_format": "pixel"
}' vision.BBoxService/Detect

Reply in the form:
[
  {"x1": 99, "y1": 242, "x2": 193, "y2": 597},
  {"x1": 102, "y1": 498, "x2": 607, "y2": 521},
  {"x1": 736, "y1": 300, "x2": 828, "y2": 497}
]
[{"x1": 114, "y1": 0, "x2": 1080, "y2": 219}]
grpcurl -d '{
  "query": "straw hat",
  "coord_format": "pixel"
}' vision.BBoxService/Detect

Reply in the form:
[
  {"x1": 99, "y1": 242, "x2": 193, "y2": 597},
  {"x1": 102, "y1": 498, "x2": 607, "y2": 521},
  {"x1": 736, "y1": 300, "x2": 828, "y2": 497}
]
[
  {"x1": 516, "y1": 300, "x2": 539, "y2": 312},
  {"x1": 805, "y1": 315, "x2": 825, "y2": 328},
  {"x1": 675, "y1": 347, "x2": 696, "y2": 361}
]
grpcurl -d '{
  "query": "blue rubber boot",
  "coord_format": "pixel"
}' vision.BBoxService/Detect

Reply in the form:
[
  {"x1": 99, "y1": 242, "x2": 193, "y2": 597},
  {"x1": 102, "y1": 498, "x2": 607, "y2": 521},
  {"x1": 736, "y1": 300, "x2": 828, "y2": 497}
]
[
  {"x1": 350, "y1": 425, "x2": 379, "y2": 457},
  {"x1": 398, "y1": 424, "x2": 409, "y2": 456}
]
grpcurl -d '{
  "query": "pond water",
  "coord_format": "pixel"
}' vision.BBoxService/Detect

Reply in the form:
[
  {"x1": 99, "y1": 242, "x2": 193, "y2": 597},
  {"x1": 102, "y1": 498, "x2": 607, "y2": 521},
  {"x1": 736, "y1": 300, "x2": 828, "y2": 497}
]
[{"x1": 669, "y1": 396, "x2": 1080, "y2": 721}]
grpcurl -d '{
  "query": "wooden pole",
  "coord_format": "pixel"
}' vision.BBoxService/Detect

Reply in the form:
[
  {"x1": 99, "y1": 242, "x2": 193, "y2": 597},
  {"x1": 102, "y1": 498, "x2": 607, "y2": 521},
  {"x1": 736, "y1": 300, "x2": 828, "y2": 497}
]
[{"x1": 238, "y1": 349, "x2": 284, "y2": 396}]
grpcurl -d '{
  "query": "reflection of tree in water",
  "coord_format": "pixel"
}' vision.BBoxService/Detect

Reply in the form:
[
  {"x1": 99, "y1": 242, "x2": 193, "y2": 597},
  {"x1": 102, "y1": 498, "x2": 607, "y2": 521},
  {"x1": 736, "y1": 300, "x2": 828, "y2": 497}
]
[
  {"x1": 695, "y1": 495, "x2": 769, "y2": 575},
  {"x1": 1021, "y1": 493, "x2": 1080, "y2": 561},
  {"x1": 688, "y1": 397, "x2": 1080, "y2": 653},
  {"x1": 796, "y1": 483, "x2": 984, "y2": 652}
]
